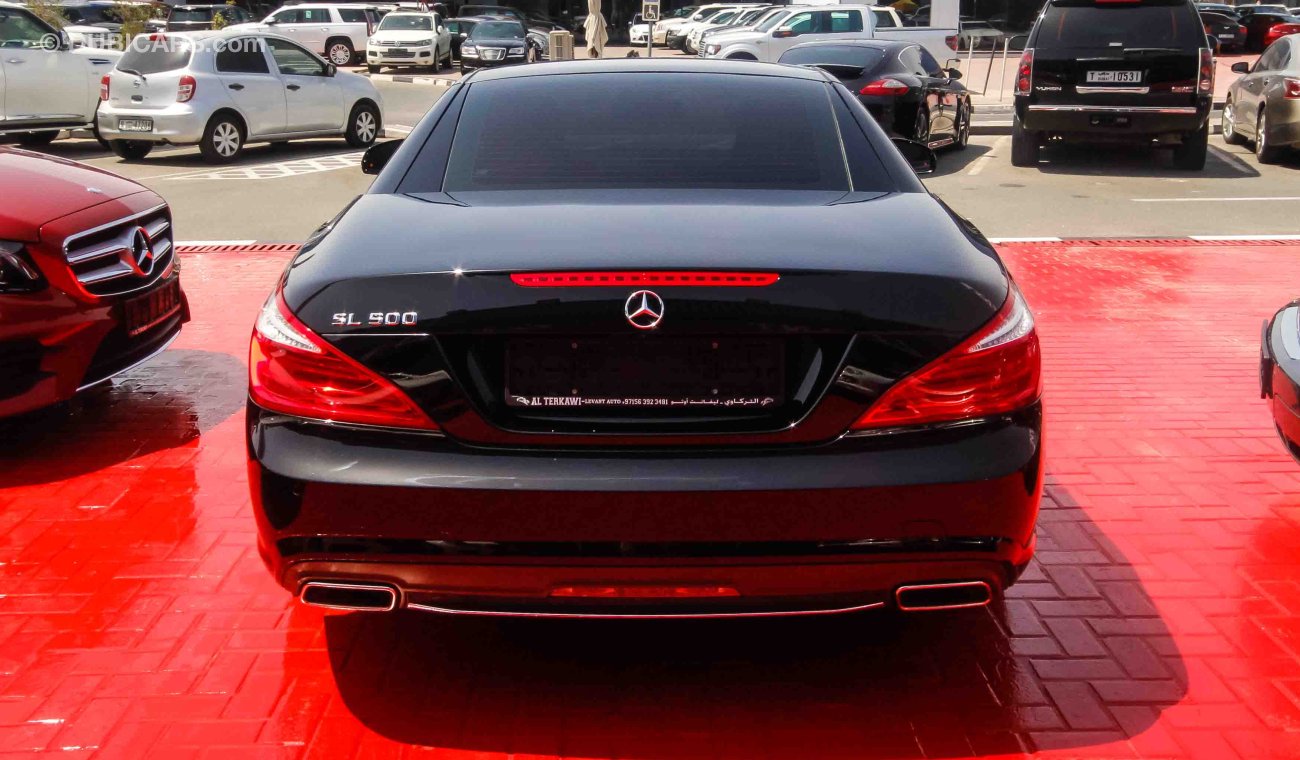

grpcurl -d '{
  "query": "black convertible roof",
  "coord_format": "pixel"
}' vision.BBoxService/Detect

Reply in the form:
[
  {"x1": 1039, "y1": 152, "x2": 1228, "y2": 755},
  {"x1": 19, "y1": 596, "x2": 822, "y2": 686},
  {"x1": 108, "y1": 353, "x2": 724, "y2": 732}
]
[{"x1": 465, "y1": 58, "x2": 834, "y2": 83}]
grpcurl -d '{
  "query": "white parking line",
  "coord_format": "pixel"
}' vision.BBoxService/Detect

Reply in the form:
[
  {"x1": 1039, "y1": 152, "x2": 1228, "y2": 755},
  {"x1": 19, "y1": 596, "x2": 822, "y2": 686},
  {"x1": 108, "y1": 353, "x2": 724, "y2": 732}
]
[
  {"x1": 387, "y1": 124, "x2": 414, "y2": 135},
  {"x1": 1190, "y1": 234, "x2": 1300, "y2": 241},
  {"x1": 966, "y1": 135, "x2": 1010, "y2": 176},
  {"x1": 155, "y1": 152, "x2": 366, "y2": 182},
  {"x1": 1132, "y1": 196, "x2": 1300, "y2": 202},
  {"x1": 987, "y1": 237, "x2": 1063, "y2": 243}
]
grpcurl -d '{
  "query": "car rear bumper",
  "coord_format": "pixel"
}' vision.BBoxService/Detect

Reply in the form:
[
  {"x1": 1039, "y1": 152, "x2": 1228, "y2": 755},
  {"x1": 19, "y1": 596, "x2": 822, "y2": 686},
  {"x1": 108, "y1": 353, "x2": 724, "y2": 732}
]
[
  {"x1": 1019, "y1": 100, "x2": 1211, "y2": 138},
  {"x1": 248, "y1": 403, "x2": 1043, "y2": 616},
  {"x1": 97, "y1": 104, "x2": 205, "y2": 145}
]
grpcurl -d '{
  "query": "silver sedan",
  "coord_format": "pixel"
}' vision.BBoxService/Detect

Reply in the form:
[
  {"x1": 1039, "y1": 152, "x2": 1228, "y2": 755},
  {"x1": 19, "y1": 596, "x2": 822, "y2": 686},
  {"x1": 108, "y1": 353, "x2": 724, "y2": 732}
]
[
  {"x1": 98, "y1": 29, "x2": 384, "y2": 163},
  {"x1": 1222, "y1": 33, "x2": 1300, "y2": 163}
]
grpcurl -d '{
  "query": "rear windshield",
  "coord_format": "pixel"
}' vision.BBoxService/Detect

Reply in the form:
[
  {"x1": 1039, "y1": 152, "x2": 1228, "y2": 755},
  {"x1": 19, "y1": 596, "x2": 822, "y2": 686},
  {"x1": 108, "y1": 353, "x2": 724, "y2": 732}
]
[
  {"x1": 118, "y1": 37, "x2": 193, "y2": 73},
  {"x1": 1035, "y1": 2, "x2": 1205, "y2": 50},
  {"x1": 781, "y1": 45, "x2": 888, "y2": 70},
  {"x1": 170, "y1": 8, "x2": 214, "y2": 21},
  {"x1": 442, "y1": 73, "x2": 859, "y2": 192}
]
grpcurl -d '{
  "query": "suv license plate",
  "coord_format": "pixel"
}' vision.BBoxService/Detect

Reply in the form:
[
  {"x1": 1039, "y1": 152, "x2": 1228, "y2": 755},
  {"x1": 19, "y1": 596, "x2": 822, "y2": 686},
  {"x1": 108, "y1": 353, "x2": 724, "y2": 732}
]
[
  {"x1": 118, "y1": 118, "x2": 154, "y2": 132},
  {"x1": 1086, "y1": 70, "x2": 1141, "y2": 84}
]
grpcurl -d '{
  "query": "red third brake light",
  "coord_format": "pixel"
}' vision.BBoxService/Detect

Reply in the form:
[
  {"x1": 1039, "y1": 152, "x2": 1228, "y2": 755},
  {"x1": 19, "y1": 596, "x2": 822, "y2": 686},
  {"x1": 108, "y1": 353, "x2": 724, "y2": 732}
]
[
  {"x1": 177, "y1": 74, "x2": 196, "y2": 103},
  {"x1": 851, "y1": 284, "x2": 1041, "y2": 431},
  {"x1": 249, "y1": 291, "x2": 438, "y2": 430},
  {"x1": 100, "y1": 74, "x2": 110, "y2": 101},
  {"x1": 860, "y1": 78, "x2": 910, "y2": 96},
  {"x1": 1014, "y1": 49, "x2": 1033, "y2": 96}
]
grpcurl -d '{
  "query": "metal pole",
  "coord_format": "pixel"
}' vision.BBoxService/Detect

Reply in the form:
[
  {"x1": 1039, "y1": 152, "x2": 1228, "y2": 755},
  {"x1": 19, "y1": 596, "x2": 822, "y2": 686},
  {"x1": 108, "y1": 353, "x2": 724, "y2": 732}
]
[
  {"x1": 647, "y1": 20, "x2": 653, "y2": 57},
  {"x1": 997, "y1": 38, "x2": 1009, "y2": 102},
  {"x1": 965, "y1": 34, "x2": 975, "y2": 87},
  {"x1": 981, "y1": 38, "x2": 994, "y2": 94}
]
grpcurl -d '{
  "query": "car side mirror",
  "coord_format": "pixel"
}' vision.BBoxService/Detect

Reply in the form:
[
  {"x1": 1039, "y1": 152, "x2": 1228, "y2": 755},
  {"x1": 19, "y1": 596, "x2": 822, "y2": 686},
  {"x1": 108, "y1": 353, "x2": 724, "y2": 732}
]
[
  {"x1": 891, "y1": 136, "x2": 937, "y2": 175},
  {"x1": 325, "y1": 62, "x2": 337, "y2": 76},
  {"x1": 459, "y1": 32, "x2": 468, "y2": 38},
  {"x1": 1231, "y1": 61, "x2": 1251, "y2": 73},
  {"x1": 362, "y1": 139, "x2": 402, "y2": 175},
  {"x1": 945, "y1": 67, "x2": 962, "y2": 80},
  {"x1": 772, "y1": 26, "x2": 798, "y2": 38}
]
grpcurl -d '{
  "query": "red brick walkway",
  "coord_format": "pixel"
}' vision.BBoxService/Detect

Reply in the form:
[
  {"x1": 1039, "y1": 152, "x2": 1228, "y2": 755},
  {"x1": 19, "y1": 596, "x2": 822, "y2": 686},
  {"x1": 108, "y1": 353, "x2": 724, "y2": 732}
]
[{"x1": 2, "y1": 242, "x2": 1300, "y2": 758}]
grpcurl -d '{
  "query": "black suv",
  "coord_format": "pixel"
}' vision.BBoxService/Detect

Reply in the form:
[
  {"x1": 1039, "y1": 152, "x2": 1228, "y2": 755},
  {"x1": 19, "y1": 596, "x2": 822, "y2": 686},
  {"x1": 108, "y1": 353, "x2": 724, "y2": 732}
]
[{"x1": 1012, "y1": 0, "x2": 1214, "y2": 170}]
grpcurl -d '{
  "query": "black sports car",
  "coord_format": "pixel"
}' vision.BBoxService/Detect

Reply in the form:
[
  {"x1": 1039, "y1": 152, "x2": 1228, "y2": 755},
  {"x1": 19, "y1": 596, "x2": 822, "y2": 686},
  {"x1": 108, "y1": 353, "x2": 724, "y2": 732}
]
[
  {"x1": 1263, "y1": 301, "x2": 1300, "y2": 461},
  {"x1": 780, "y1": 40, "x2": 972, "y2": 151},
  {"x1": 248, "y1": 60, "x2": 1044, "y2": 620}
]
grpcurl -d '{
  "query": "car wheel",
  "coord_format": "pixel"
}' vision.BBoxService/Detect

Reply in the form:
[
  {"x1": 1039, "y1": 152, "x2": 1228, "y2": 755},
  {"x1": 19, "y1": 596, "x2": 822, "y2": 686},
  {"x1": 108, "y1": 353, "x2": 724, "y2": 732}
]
[
  {"x1": 345, "y1": 102, "x2": 380, "y2": 147},
  {"x1": 952, "y1": 101, "x2": 970, "y2": 151},
  {"x1": 1172, "y1": 122, "x2": 1208, "y2": 171},
  {"x1": 17, "y1": 130, "x2": 60, "y2": 147},
  {"x1": 199, "y1": 115, "x2": 244, "y2": 164},
  {"x1": 367, "y1": 64, "x2": 380, "y2": 74},
  {"x1": 1256, "y1": 109, "x2": 1283, "y2": 163},
  {"x1": 327, "y1": 39, "x2": 355, "y2": 66},
  {"x1": 913, "y1": 107, "x2": 930, "y2": 144},
  {"x1": 1221, "y1": 98, "x2": 1243, "y2": 145},
  {"x1": 1010, "y1": 113, "x2": 1039, "y2": 167},
  {"x1": 109, "y1": 140, "x2": 152, "y2": 161}
]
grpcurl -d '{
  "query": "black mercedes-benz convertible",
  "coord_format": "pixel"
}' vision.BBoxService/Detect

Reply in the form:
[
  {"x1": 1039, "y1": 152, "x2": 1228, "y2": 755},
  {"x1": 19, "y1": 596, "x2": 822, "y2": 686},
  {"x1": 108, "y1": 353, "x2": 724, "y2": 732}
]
[{"x1": 247, "y1": 59, "x2": 1044, "y2": 620}]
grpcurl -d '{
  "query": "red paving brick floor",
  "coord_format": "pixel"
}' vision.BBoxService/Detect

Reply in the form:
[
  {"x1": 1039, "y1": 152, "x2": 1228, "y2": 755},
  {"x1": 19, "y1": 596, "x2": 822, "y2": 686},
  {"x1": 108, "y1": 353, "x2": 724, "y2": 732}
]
[{"x1": 3, "y1": 242, "x2": 1300, "y2": 758}]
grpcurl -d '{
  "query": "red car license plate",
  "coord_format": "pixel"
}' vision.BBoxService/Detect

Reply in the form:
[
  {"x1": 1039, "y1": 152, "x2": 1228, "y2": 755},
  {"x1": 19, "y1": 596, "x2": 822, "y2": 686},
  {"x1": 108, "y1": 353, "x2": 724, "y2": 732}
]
[{"x1": 124, "y1": 279, "x2": 181, "y2": 337}]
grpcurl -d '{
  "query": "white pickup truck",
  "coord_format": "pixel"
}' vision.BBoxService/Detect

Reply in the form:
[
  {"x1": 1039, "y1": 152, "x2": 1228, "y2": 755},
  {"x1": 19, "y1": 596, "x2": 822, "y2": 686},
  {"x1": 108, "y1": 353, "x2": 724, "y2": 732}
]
[
  {"x1": 0, "y1": 2, "x2": 121, "y2": 145},
  {"x1": 701, "y1": 4, "x2": 957, "y2": 66}
]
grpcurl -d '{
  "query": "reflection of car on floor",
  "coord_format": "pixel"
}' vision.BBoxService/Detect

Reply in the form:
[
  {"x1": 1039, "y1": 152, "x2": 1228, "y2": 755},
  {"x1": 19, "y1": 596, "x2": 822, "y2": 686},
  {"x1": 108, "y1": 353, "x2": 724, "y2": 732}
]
[
  {"x1": 97, "y1": 30, "x2": 384, "y2": 164},
  {"x1": 1222, "y1": 36, "x2": 1300, "y2": 163},
  {"x1": 248, "y1": 59, "x2": 1044, "y2": 621},
  {"x1": 1262, "y1": 300, "x2": 1300, "y2": 462},
  {"x1": 780, "y1": 39, "x2": 971, "y2": 151},
  {"x1": 0, "y1": 148, "x2": 189, "y2": 419}
]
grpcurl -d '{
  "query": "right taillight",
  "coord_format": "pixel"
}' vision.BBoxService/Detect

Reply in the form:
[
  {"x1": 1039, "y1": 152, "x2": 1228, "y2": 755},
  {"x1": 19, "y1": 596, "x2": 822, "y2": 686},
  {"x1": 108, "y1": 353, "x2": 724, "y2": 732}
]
[
  {"x1": 1286, "y1": 78, "x2": 1300, "y2": 99},
  {"x1": 850, "y1": 284, "x2": 1041, "y2": 432},
  {"x1": 100, "y1": 74, "x2": 110, "y2": 101},
  {"x1": 177, "y1": 74, "x2": 196, "y2": 103},
  {"x1": 1198, "y1": 48, "x2": 1214, "y2": 95},
  {"x1": 248, "y1": 291, "x2": 439, "y2": 431},
  {"x1": 859, "y1": 78, "x2": 910, "y2": 96},
  {"x1": 1014, "y1": 48, "x2": 1033, "y2": 97},
  {"x1": 945, "y1": 34, "x2": 959, "y2": 51}
]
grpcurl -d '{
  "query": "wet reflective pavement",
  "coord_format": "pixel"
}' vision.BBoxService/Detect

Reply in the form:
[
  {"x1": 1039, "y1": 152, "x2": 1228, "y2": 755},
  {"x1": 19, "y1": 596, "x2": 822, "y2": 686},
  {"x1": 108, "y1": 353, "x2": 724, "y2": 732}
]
[{"x1": 2, "y1": 243, "x2": 1300, "y2": 758}]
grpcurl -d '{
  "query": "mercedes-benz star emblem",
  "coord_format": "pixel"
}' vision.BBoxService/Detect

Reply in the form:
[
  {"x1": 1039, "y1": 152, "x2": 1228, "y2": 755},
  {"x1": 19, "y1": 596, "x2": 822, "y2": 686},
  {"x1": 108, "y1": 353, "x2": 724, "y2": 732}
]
[
  {"x1": 128, "y1": 226, "x2": 155, "y2": 275},
  {"x1": 624, "y1": 289, "x2": 664, "y2": 330}
]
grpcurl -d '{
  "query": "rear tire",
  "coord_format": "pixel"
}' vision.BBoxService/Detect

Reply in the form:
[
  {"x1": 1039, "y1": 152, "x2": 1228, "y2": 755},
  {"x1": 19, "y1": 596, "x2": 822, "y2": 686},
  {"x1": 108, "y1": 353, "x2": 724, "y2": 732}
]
[
  {"x1": 199, "y1": 114, "x2": 244, "y2": 164},
  {"x1": 1221, "y1": 98, "x2": 1243, "y2": 145},
  {"x1": 1256, "y1": 109, "x2": 1283, "y2": 164},
  {"x1": 345, "y1": 101, "x2": 380, "y2": 148},
  {"x1": 952, "y1": 101, "x2": 970, "y2": 150},
  {"x1": 109, "y1": 140, "x2": 152, "y2": 161},
  {"x1": 912, "y1": 107, "x2": 930, "y2": 144},
  {"x1": 18, "y1": 130, "x2": 59, "y2": 147},
  {"x1": 1172, "y1": 122, "x2": 1208, "y2": 171},
  {"x1": 326, "y1": 38, "x2": 355, "y2": 66},
  {"x1": 1010, "y1": 113, "x2": 1039, "y2": 167}
]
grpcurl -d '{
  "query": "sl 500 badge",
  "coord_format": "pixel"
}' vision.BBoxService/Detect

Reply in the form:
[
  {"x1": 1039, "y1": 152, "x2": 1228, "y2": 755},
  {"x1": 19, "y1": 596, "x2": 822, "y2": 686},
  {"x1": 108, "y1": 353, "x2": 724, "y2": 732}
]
[{"x1": 332, "y1": 311, "x2": 419, "y2": 327}]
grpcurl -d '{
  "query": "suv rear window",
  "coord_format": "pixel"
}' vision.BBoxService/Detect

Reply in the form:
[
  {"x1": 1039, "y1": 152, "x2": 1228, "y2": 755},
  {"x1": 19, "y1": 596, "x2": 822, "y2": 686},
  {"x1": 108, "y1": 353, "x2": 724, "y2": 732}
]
[
  {"x1": 441, "y1": 73, "x2": 870, "y2": 192},
  {"x1": 1035, "y1": 0, "x2": 1205, "y2": 51},
  {"x1": 118, "y1": 37, "x2": 193, "y2": 73},
  {"x1": 169, "y1": 7, "x2": 213, "y2": 21}
]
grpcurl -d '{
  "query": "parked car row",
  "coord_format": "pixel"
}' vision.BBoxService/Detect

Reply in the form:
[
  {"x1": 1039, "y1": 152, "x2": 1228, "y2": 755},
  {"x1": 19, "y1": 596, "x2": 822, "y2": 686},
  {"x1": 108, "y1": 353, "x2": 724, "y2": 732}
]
[{"x1": 1222, "y1": 33, "x2": 1300, "y2": 163}]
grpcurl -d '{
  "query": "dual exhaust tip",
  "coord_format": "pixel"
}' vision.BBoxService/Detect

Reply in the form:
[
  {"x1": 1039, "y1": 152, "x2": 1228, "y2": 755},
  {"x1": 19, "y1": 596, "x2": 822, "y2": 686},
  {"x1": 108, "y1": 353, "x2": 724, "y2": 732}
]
[{"x1": 298, "y1": 579, "x2": 993, "y2": 614}]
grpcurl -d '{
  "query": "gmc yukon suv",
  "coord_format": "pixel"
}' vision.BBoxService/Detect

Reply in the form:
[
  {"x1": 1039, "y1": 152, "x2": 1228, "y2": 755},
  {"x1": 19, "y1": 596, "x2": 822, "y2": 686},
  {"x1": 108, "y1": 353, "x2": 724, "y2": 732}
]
[{"x1": 1011, "y1": 0, "x2": 1214, "y2": 170}]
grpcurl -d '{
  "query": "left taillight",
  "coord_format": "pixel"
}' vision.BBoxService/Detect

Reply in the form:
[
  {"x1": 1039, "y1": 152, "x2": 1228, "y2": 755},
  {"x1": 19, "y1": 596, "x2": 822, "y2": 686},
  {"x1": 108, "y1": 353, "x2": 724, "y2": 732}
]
[
  {"x1": 850, "y1": 284, "x2": 1041, "y2": 432},
  {"x1": 859, "y1": 78, "x2": 910, "y2": 96},
  {"x1": 1198, "y1": 48, "x2": 1214, "y2": 95},
  {"x1": 1285, "y1": 78, "x2": 1300, "y2": 99},
  {"x1": 1014, "y1": 48, "x2": 1034, "y2": 97},
  {"x1": 100, "y1": 74, "x2": 110, "y2": 101},
  {"x1": 248, "y1": 291, "x2": 439, "y2": 431},
  {"x1": 177, "y1": 74, "x2": 196, "y2": 103}
]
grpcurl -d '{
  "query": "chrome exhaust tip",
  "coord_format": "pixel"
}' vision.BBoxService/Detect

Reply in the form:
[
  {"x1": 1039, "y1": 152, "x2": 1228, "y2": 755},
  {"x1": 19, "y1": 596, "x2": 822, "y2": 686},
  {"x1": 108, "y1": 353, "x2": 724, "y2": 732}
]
[
  {"x1": 299, "y1": 581, "x2": 399, "y2": 612},
  {"x1": 895, "y1": 581, "x2": 992, "y2": 612}
]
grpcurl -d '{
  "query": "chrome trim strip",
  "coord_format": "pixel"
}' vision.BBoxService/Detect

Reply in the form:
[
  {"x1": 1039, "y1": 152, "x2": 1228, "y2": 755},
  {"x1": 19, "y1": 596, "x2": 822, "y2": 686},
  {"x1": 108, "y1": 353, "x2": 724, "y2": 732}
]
[
  {"x1": 318, "y1": 332, "x2": 431, "y2": 338},
  {"x1": 80, "y1": 263, "x2": 134, "y2": 284},
  {"x1": 844, "y1": 417, "x2": 993, "y2": 438},
  {"x1": 62, "y1": 203, "x2": 168, "y2": 255},
  {"x1": 300, "y1": 581, "x2": 399, "y2": 612},
  {"x1": 67, "y1": 242, "x2": 129, "y2": 265},
  {"x1": 76, "y1": 329, "x2": 179, "y2": 392},
  {"x1": 895, "y1": 581, "x2": 992, "y2": 612},
  {"x1": 1076, "y1": 85, "x2": 1149, "y2": 94},
  {"x1": 1027, "y1": 105, "x2": 1198, "y2": 114},
  {"x1": 405, "y1": 600, "x2": 887, "y2": 619}
]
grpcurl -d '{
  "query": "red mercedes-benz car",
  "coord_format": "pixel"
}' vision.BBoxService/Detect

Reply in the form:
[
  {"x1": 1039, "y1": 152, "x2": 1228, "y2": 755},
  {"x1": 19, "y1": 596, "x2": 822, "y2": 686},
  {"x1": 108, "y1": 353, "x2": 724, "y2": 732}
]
[{"x1": 0, "y1": 148, "x2": 188, "y2": 418}]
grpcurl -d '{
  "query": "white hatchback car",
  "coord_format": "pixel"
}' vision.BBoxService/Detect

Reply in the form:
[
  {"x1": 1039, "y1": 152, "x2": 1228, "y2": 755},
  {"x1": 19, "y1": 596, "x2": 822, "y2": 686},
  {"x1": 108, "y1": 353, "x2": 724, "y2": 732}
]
[
  {"x1": 365, "y1": 11, "x2": 453, "y2": 73},
  {"x1": 97, "y1": 30, "x2": 384, "y2": 163}
]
